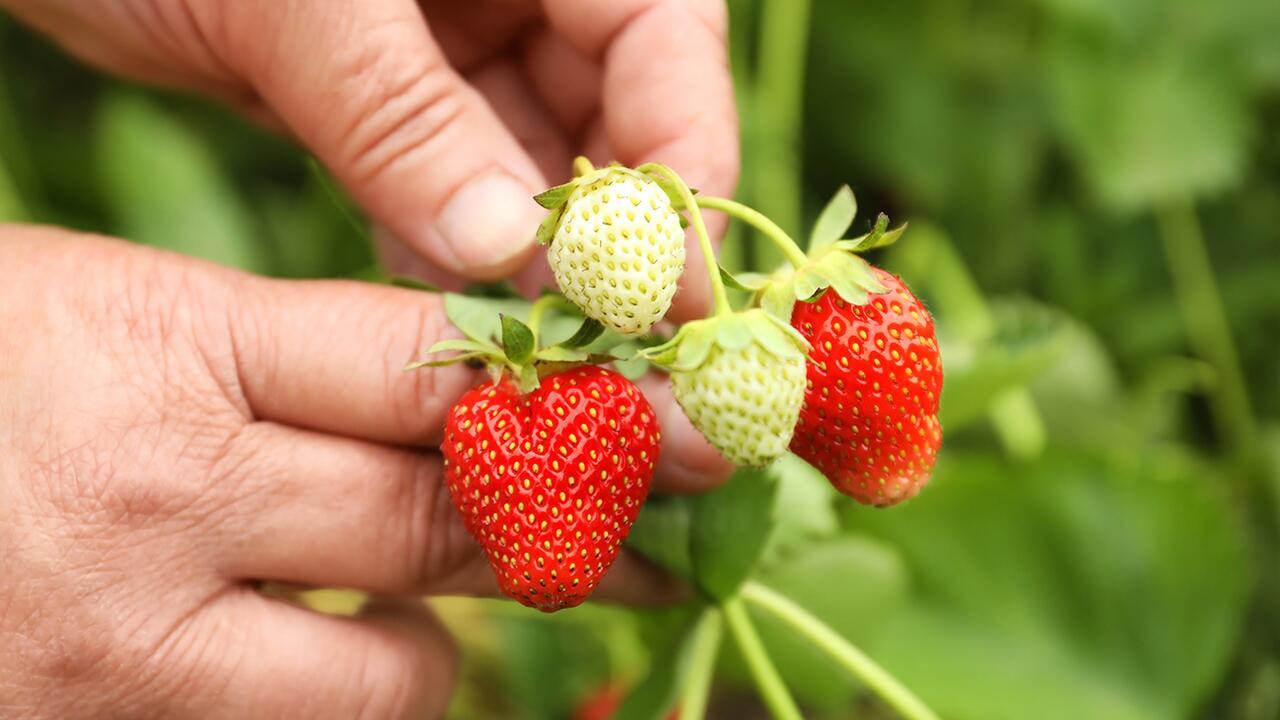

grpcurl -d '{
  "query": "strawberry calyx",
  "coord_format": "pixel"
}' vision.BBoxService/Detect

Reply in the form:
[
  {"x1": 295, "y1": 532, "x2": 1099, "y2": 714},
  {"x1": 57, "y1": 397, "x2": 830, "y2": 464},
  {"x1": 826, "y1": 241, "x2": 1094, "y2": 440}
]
[
  {"x1": 698, "y1": 188, "x2": 908, "y2": 322},
  {"x1": 639, "y1": 308, "x2": 808, "y2": 373},
  {"x1": 532, "y1": 158, "x2": 693, "y2": 246},
  {"x1": 407, "y1": 297, "x2": 620, "y2": 394}
]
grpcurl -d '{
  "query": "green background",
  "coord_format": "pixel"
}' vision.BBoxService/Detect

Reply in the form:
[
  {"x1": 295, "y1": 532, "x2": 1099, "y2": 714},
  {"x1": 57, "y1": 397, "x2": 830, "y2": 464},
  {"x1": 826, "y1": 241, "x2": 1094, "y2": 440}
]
[{"x1": 2, "y1": 0, "x2": 1278, "y2": 717}]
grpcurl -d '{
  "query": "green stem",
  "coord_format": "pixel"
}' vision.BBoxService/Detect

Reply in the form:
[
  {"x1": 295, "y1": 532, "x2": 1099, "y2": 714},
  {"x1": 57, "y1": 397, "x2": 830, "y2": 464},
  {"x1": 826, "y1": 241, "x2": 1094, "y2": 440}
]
[
  {"x1": 754, "y1": 0, "x2": 811, "y2": 240},
  {"x1": 696, "y1": 196, "x2": 809, "y2": 268},
  {"x1": 678, "y1": 608, "x2": 724, "y2": 720},
  {"x1": 525, "y1": 294, "x2": 566, "y2": 348},
  {"x1": 1154, "y1": 199, "x2": 1258, "y2": 460},
  {"x1": 723, "y1": 598, "x2": 804, "y2": 720},
  {"x1": 638, "y1": 163, "x2": 732, "y2": 317},
  {"x1": 743, "y1": 582, "x2": 940, "y2": 720},
  {"x1": 573, "y1": 155, "x2": 595, "y2": 177}
]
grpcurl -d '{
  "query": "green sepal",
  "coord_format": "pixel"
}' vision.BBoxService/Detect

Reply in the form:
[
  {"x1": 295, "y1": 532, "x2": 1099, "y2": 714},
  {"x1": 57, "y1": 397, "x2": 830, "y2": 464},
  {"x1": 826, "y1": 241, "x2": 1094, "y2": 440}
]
[
  {"x1": 500, "y1": 314, "x2": 536, "y2": 365},
  {"x1": 404, "y1": 352, "x2": 487, "y2": 370},
  {"x1": 558, "y1": 317, "x2": 605, "y2": 349},
  {"x1": 809, "y1": 185, "x2": 857, "y2": 253},
  {"x1": 639, "y1": 308, "x2": 808, "y2": 373},
  {"x1": 720, "y1": 266, "x2": 773, "y2": 292},
  {"x1": 761, "y1": 278, "x2": 799, "y2": 323},
  {"x1": 405, "y1": 336, "x2": 505, "y2": 370},
  {"x1": 533, "y1": 179, "x2": 578, "y2": 209},
  {"x1": 389, "y1": 276, "x2": 442, "y2": 293},
  {"x1": 647, "y1": 171, "x2": 698, "y2": 210},
  {"x1": 515, "y1": 364, "x2": 541, "y2": 394},
  {"x1": 532, "y1": 346, "x2": 591, "y2": 363},
  {"x1": 535, "y1": 204, "x2": 565, "y2": 245},
  {"x1": 839, "y1": 214, "x2": 907, "y2": 253}
]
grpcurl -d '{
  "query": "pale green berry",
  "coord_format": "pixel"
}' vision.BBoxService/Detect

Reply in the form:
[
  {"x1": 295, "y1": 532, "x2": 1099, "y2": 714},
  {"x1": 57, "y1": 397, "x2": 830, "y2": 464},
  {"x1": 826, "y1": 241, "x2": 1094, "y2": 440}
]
[
  {"x1": 672, "y1": 343, "x2": 807, "y2": 467},
  {"x1": 548, "y1": 171, "x2": 685, "y2": 336}
]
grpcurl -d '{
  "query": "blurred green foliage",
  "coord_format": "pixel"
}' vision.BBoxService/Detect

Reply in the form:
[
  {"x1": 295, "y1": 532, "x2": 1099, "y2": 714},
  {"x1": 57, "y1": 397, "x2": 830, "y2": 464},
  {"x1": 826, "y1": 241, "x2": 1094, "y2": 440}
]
[{"x1": 2, "y1": 0, "x2": 1279, "y2": 718}]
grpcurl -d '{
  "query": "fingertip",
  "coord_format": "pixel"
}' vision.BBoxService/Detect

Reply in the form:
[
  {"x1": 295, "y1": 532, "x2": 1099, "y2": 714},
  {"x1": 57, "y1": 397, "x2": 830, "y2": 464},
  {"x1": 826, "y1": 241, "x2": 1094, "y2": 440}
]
[{"x1": 427, "y1": 172, "x2": 544, "y2": 281}]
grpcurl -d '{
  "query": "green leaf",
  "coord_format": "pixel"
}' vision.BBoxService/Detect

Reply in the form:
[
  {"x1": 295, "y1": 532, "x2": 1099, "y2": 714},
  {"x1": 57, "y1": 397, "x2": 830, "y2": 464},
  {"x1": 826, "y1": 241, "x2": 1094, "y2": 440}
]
[
  {"x1": 500, "y1": 314, "x2": 535, "y2": 365},
  {"x1": 94, "y1": 92, "x2": 268, "y2": 272},
  {"x1": 809, "y1": 185, "x2": 857, "y2": 252},
  {"x1": 848, "y1": 452, "x2": 1250, "y2": 720},
  {"x1": 688, "y1": 467, "x2": 779, "y2": 601},
  {"x1": 533, "y1": 179, "x2": 578, "y2": 209},
  {"x1": 938, "y1": 300, "x2": 1075, "y2": 430},
  {"x1": 626, "y1": 495, "x2": 695, "y2": 582},
  {"x1": 761, "y1": 455, "x2": 839, "y2": 566},
  {"x1": 558, "y1": 318, "x2": 605, "y2": 350},
  {"x1": 1048, "y1": 40, "x2": 1249, "y2": 210}
]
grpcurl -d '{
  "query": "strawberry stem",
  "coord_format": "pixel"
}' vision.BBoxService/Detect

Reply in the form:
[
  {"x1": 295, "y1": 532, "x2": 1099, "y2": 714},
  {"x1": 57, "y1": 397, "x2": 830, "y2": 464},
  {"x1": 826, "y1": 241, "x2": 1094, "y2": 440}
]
[
  {"x1": 573, "y1": 155, "x2": 595, "y2": 177},
  {"x1": 696, "y1": 196, "x2": 809, "y2": 268},
  {"x1": 723, "y1": 598, "x2": 804, "y2": 720},
  {"x1": 743, "y1": 582, "x2": 941, "y2": 720},
  {"x1": 525, "y1": 294, "x2": 565, "y2": 349},
  {"x1": 1155, "y1": 199, "x2": 1258, "y2": 461},
  {"x1": 678, "y1": 608, "x2": 724, "y2": 720},
  {"x1": 638, "y1": 163, "x2": 733, "y2": 317}
]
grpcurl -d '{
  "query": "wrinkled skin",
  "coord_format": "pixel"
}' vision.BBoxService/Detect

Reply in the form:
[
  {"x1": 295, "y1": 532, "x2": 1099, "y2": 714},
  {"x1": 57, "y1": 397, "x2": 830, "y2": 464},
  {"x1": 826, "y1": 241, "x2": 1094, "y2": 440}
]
[
  {"x1": 0, "y1": 0, "x2": 739, "y2": 315},
  {"x1": 0, "y1": 227, "x2": 724, "y2": 718},
  {"x1": 0, "y1": 0, "x2": 738, "y2": 716}
]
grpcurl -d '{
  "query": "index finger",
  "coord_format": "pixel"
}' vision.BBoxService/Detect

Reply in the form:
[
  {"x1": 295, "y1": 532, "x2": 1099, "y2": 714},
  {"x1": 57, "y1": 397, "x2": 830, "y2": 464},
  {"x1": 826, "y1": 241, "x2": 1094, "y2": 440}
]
[
  {"x1": 544, "y1": 0, "x2": 739, "y2": 195},
  {"x1": 544, "y1": 0, "x2": 739, "y2": 321}
]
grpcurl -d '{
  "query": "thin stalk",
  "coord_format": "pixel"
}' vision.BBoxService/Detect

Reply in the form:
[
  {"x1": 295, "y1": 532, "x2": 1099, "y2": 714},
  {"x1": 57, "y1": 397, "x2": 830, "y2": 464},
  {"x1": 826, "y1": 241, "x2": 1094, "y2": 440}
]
[
  {"x1": 678, "y1": 608, "x2": 724, "y2": 720},
  {"x1": 1154, "y1": 199, "x2": 1257, "y2": 459},
  {"x1": 525, "y1": 294, "x2": 568, "y2": 348},
  {"x1": 573, "y1": 155, "x2": 595, "y2": 177},
  {"x1": 639, "y1": 163, "x2": 732, "y2": 317},
  {"x1": 723, "y1": 598, "x2": 804, "y2": 720},
  {"x1": 743, "y1": 582, "x2": 940, "y2": 720},
  {"x1": 754, "y1": 0, "x2": 811, "y2": 240},
  {"x1": 697, "y1": 196, "x2": 809, "y2": 268}
]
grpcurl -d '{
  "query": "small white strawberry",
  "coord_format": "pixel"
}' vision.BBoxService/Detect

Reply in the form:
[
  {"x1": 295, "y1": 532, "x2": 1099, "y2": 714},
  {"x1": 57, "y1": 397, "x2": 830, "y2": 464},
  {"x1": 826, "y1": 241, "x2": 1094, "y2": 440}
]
[
  {"x1": 536, "y1": 165, "x2": 685, "y2": 336},
  {"x1": 643, "y1": 308, "x2": 809, "y2": 467}
]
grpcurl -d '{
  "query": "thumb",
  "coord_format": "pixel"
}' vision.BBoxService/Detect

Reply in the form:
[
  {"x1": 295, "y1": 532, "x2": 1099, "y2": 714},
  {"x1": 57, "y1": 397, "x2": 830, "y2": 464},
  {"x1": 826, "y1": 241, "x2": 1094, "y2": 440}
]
[{"x1": 223, "y1": 0, "x2": 545, "y2": 280}]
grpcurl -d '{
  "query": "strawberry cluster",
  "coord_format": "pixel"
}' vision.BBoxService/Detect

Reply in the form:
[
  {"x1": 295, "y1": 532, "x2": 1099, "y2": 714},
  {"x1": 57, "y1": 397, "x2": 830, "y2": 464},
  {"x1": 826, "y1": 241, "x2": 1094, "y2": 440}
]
[{"x1": 412, "y1": 160, "x2": 942, "y2": 611}]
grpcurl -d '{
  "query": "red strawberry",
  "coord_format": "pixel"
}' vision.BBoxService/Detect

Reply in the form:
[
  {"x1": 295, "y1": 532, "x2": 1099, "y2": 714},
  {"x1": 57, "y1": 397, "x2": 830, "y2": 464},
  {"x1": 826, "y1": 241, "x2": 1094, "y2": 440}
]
[
  {"x1": 442, "y1": 365, "x2": 660, "y2": 611},
  {"x1": 789, "y1": 268, "x2": 942, "y2": 506}
]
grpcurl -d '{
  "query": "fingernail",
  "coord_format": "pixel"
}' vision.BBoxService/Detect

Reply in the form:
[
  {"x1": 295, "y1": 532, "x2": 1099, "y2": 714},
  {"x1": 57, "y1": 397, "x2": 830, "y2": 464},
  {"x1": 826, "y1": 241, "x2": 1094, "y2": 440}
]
[{"x1": 436, "y1": 173, "x2": 542, "y2": 279}]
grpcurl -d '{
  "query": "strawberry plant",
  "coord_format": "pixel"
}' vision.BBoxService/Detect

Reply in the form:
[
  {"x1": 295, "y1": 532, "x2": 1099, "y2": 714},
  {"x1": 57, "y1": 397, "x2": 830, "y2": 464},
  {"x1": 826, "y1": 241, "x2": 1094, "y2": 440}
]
[{"x1": 410, "y1": 158, "x2": 943, "y2": 719}]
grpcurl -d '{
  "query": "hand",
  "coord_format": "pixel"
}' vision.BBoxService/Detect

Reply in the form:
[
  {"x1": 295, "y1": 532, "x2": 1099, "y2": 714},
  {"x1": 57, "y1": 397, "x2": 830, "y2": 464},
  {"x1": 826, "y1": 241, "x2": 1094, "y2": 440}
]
[
  {"x1": 0, "y1": 0, "x2": 739, "y2": 317},
  {"x1": 0, "y1": 226, "x2": 725, "y2": 718}
]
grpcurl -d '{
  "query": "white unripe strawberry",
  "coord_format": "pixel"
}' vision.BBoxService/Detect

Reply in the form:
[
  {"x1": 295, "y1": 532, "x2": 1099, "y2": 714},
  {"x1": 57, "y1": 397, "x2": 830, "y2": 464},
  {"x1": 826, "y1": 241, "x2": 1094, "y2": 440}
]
[
  {"x1": 642, "y1": 308, "x2": 810, "y2": 467},
  {"x1": 540, "y1": 169, "x2": 685, "y2": 336},
  {"x1": 673, "y1": 341, "x2": 807, "y2": 467}
]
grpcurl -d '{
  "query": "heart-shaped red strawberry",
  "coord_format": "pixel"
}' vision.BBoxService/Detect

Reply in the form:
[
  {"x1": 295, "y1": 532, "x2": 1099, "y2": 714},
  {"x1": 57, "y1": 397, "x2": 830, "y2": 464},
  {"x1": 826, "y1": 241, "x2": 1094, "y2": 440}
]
[
  {"x1": 442, "y1": 365, "x2": 660, "y2": 611},
  {"x1": 790, "y1": 268, "x2": 942, "y2": 506}
]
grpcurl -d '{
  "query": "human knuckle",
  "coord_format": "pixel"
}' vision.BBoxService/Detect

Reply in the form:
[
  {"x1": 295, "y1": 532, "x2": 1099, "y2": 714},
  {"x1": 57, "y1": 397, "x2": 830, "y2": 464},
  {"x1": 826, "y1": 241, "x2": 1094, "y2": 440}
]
[{"x1": 335, "y1": 43, "x2": 464, "y2": 188}]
